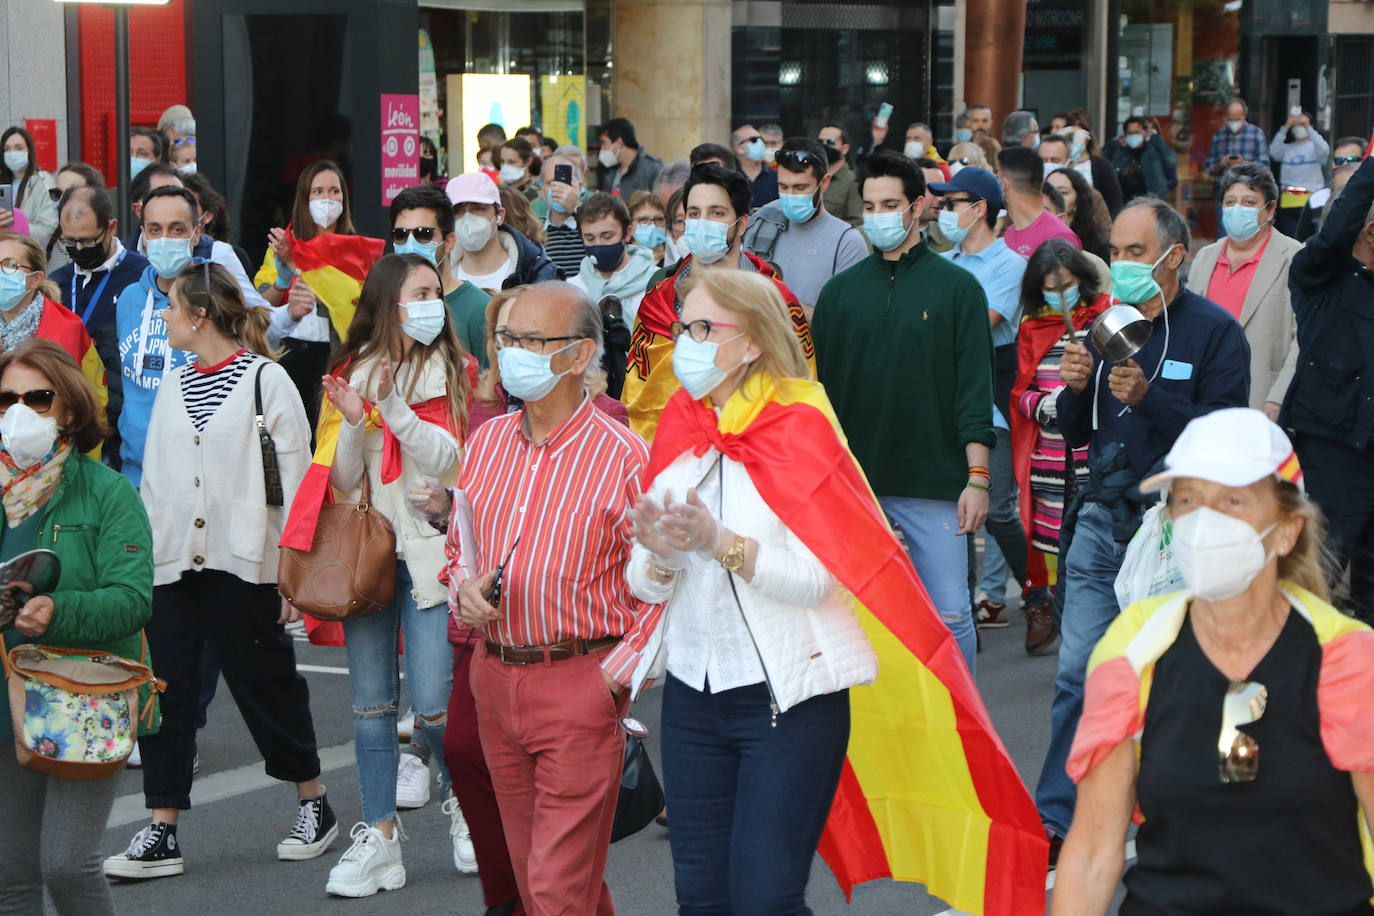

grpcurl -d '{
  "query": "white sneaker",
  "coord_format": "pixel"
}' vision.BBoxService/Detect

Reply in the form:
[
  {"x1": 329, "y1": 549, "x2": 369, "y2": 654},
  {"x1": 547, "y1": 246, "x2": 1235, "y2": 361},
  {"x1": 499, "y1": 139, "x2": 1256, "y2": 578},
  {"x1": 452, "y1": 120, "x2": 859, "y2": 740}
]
[
  {"x1": 396, "y1": 708, "x2": 414, "y2": 741},
  {"x1": 441, "y1": 796, "x2": 479, "y2": 874},
  {"x1": 325, "y1": 822, "x2": 406, "y2": 898},
  {"x1": 395, "y1": 753, "x2": 430, "y2": 809}
]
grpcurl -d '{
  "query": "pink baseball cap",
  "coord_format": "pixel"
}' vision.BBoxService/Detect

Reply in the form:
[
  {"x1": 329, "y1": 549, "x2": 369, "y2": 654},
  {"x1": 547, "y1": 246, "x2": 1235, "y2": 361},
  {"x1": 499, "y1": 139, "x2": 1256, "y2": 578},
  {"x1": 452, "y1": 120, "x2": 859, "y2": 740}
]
[{"x1": 446, "y1": 172, "x2": 500, "y2": 206}]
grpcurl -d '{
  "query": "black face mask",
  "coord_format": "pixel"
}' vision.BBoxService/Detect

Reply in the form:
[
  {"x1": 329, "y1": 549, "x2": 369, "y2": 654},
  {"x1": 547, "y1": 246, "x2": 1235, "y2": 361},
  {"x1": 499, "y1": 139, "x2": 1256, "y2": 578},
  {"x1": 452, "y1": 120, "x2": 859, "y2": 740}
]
[
  {"x1": 420, "y1": 156, "x2": 437, "y2": 178},
  {"x1": 67, "y1": 232, "x2": 111, "y2": 271}
]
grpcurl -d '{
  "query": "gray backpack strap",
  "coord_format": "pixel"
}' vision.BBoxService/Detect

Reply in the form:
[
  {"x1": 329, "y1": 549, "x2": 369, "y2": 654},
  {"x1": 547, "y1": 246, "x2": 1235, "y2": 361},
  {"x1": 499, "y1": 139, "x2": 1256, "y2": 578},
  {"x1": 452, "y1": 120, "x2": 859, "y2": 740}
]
[{"x1": 742, "y1": 204, "x2": 788, "y2": 262}]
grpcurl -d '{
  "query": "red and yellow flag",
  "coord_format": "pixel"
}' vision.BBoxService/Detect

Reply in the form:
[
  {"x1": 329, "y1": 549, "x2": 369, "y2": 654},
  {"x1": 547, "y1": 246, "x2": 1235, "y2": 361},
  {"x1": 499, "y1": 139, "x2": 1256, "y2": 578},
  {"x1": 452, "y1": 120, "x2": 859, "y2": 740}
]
[
  {"x1": 252, "y1": 230, "x2": 386, "y2": 341},
  {"x1": 37, "y1": 297, "x2": 106, "y2": 457},
  {"x1": 647, "y1": 374, "x2": 1047, "y2": 915}
]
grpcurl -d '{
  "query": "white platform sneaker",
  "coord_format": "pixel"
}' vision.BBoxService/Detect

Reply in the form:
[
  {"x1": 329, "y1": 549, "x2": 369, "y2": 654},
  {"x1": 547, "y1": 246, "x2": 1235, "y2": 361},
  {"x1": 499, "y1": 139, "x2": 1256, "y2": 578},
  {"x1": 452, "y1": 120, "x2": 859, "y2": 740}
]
[
  {"x1": 325, "y1": 822, "x2": 406, "y2": 897},
  {"x1": 441, "y1": 796, "x2": 479, "y2": 874}
]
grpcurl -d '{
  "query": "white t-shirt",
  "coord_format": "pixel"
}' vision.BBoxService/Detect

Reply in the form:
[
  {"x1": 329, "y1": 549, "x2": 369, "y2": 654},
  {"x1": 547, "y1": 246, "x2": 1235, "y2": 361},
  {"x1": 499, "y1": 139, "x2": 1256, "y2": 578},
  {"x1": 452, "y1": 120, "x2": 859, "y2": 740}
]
[{"x1": 457, "y1": 260, "x2": 514, "y2": 293}]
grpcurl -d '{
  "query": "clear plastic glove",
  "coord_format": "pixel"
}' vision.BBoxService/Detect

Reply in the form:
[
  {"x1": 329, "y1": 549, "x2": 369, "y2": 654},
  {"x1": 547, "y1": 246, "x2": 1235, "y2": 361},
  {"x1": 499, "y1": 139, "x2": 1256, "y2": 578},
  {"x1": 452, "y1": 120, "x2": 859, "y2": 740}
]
[
  {"x1": 657, "y1": 488, "x2": 724, "y2": 558},
  {"x1": 407, "y1": 476, "x2": 452, "y2": 523},
  {"x1": 631, "y1": 489, "x2": 690, "y2": 570}
]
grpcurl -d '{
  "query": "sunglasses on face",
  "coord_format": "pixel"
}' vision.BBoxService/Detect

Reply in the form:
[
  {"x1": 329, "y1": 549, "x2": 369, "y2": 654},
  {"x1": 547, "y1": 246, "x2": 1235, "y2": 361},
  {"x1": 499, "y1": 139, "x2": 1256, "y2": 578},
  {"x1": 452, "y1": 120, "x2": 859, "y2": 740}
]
[
  {"x1": 391, "y1": 226, "x2": 440, "y2": 244},
  {"x1": 1334, "y1": 155, "x2": 1364, "y2": 166},
  {"x1": 0, "y1": 389, "x2": 55, "y2": 413},
  {"x1": 1219, "y1": 679, "x2": 1267, "y2": 783},
  {"x1": 669, "y1": 319, "x2": 742, "y2": 342}
]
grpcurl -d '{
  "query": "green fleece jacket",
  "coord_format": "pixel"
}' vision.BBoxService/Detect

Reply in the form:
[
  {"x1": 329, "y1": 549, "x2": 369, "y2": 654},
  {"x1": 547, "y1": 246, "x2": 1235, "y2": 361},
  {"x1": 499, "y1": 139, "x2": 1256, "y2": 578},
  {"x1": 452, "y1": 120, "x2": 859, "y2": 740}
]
[
  {"x1": 812, "y1": 241, "x2": 996, "y2": 502},
  {"x1": 1, "y1": 454, "x2": 156, "y2": 741}
]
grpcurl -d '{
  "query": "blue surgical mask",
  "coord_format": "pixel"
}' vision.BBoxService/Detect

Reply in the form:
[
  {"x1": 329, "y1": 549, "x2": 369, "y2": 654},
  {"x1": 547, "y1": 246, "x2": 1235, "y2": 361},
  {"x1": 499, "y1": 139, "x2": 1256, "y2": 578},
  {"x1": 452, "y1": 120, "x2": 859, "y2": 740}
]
[
  {"x1": 1043, "y1": 285, "x2": 1081, "y2": 313},
  {"x1": 672, "y1": 333, "x2": 744, "y2": 400},
  {"x1": 2, "y1": 151, "x2": 27, "y2": 174},
  {"x1": 547, "y1": 189, "x2": 567, "y2": 214},
  {"x1": 1222, "y1": 205, "x2": 1264, "y2": 242},
  {"x1": 399, "y1": 298, "x2": 447, "y2": 346},
  {"x1": 634, "y1": 224, "x2": 667, "y2": 249},
  {"x1": 743, "y1": 138, "x2": 766, "y2": 161},
  {"x1": 498, "y1": 340, "x2": 578, "y2": 402},
  {"x1": 1110, "y1": 248, "x2": 1172, "y2": 306},
  {"x1": 955, "y1": 128, "x2": 974, "y2": 144},
  {"x1": 129, "y1": 157, "x2": 151, "y2": 180},
  {"x1": 683, "y1": 218, "x2": 734, "y2": 265},
  {"x1": 1069, "y1": 141, "x2": 1086, "y2": 161},
  {"x1": 586, "y1": 242, "x2": 625, "y2": 274},
  {"x1": 0, "y1": 267, "x2": 32, "y2": 312},
  {"x1": 862, "y1": 206, "x2": 915, "y2": 252},
  {"x1": 778, "y1": 191, "x2": 818, "y2": 223},
  {"x1": 146, "y1": 237, "x2": 193, "y2": 279},
  {"x1": 1125, "y1": 133, "x2": 1145, "y2": 150},
  {"x1": 937, "y1": 207, "x2": 970, "y2": 245},
  {"x1": 394, "y1": 235, "x2": 440, "y2": 265}
]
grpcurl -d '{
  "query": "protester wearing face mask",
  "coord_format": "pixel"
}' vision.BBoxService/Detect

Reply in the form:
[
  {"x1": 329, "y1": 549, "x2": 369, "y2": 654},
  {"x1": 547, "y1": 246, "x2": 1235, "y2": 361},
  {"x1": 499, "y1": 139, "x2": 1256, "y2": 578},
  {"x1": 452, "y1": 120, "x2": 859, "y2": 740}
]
[
  {"x1": 663, "y1": 187, "x2": 688, "y2": 269},
  {"x1": 1043, "y1": 167, "x2": 1113, "y2": 263},
  {"x1": 255, "y1": 160, "x2": 382, "y2": 432},
  {"x1": 533, "y1": 155, "x2": 589, "y2": 276},
  {"x1": 812, "y1": 152, "x2": 995, "y2": 673},
  {"x1": 1186, "y1": 164, "x2": 1299, "y2": 419},
  {"x1": 497, "y1": 138, "x2": 539, "y2": 203},
  {"x1": 623, "y1": 164, "x2": 812, "y2": 441},
  {"x1": 817, "y1": 124, "x2": 864, "y2": 228},
  {"x1": 1055, "y1": 407, "x2": 1374, "y2": 916},
  {"x1": 168, "y1": 137, "x2": 197, "y2": 176},
  {"x1": 567, "y1": 192, "x2": 657, "y2": 331},
  {"x1": 596, "y1": 117, "x2": 664, "y2": 198},
  {"x1": 0, "y1": 339, "x2": 154, "y2": 915},
  {"x1": 759, "y1": 123, "x2": 784, "y2": 161},
  {"x1": 0, "y1": 126, "x2": 58, "y2": 248},
  {"x1": 106, "y1": 262, "x2": 335, "y2": 882},
  {"x1": 1205, "y1": 99, "x2": 1268, "y2": 184},
  {"x1": 446, "y1": 172, "x2": 561, "y2": 298},
  {"x1": 1104, "y1": 116, "x2": 1178, "y2": 201},
  {"x1": 1038, "y1": 131, "x2": 1124, "y2": 218},
  {"x1": 128, "y1": 128, "x2": 166, "y2": 183},
  {"x1": 419, "y1": 136, "x2": 443, "y2": 185},
  {"x1": 1038, "y1": 198, "x2": 1250, "y2": 862},
  {"x1": 732, "y1": 124, "x2": 779, "y2": 209},
  {"x1": 628, "y1": 190, "x2": 669, "y2": 267},
  {"x1": 390, "y1": 184, "x2": 490, "y2": 370},
  {"x1": 283, "y1": 254, "x2": 471, "y2": 898},
  {"x1": 1270, "y1": 110, "x2": 1330, "y2": 239},
  {"x1": 999, "y1": 147, "x2": 1082, "y2": 259},
  {"x1": 741, "y1": 140, "x2": 866, "y2": 320}
]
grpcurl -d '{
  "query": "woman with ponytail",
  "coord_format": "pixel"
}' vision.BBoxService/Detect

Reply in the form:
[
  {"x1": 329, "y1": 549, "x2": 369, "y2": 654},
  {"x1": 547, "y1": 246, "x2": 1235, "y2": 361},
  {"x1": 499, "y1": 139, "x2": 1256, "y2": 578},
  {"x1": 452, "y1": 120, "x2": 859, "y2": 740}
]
[{"x1": 106, "y1": 262, "x2": 338, "y2": 879}]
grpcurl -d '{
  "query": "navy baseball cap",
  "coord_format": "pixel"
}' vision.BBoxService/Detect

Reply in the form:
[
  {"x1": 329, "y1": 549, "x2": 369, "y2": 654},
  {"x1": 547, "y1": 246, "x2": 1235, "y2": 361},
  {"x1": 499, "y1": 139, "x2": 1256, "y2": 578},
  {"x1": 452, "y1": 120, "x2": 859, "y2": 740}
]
[{"x1": 929, "y1": 167, "x2": 1003, "y2": 213}]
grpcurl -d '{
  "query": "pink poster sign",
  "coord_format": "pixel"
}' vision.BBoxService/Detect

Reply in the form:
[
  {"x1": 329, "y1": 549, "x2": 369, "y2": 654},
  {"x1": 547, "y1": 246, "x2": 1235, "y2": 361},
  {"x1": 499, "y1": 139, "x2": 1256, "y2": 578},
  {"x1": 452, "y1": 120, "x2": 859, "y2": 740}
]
[{"x1": 380, "y1": 93, "x2": 421, "y2": 205}]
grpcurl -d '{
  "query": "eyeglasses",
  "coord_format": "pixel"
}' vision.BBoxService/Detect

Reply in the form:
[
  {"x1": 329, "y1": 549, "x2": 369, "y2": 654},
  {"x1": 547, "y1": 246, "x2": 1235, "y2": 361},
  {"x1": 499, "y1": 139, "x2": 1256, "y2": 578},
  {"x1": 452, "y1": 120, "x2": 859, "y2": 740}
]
[
  {"x1": 0, "y1": 259, "x2": 34, "y2": 276},
  {"x1": 1219, "y1": 679, "x2": 1267, "y2": 783},
  {"x1": 391, "y1": 226, "x2": 439, "y2": 244},
  {"x1": 60, "y1": 227, "x2": 109, "y2": 250},
  {"x1": 669, "y1": 319, "x2": 742, "y2": 342},
  {"x1": 0, "y1": 389, "x2": 55, "y2": 413},
  {"x1": 738, "y1": 136, "x2": 762, "y2": 146},
  {"x1": 634, "y1": 216, "x2": 667, "y2": 228},
  {"x1": 171, "y1": 137, "x2": 196, "y2": 147},
  {"x1": 1334, "y1": 155, "x2": 1364, "y2": 166},
  {"x1": 775, "y1": 149, "x2": 822, "y2": 172},
  {"x1": 819, "y1": 137, "x2": 839, "y2": 147},
  {"x1": 940, "y1": 196, "x2": 980, "y2": 211},
  {"x1": 669, "y1": 218, "x2": 686, "y2": 232},
  {"x1": 493, "y1": 330, "x2": 583, "y2": 352}
]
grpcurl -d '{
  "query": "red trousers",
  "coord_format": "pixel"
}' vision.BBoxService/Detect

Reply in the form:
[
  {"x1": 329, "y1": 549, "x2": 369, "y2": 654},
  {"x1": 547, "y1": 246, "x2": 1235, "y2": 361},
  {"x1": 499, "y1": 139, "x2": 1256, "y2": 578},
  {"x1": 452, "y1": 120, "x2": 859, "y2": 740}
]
[
  {"x1": 471, "y1": 643, "x2": 628, "y2": 916},
  {"x1": 444, "y1": 636, "x2": 524, "y2": 912}
]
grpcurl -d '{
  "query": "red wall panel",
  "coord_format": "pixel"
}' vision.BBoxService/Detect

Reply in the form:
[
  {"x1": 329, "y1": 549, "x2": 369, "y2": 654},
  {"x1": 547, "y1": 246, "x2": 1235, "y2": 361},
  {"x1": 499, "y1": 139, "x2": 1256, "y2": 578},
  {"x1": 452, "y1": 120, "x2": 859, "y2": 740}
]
[{"x1": 78, "y1": 1, "x2": 188, "y2": 184}]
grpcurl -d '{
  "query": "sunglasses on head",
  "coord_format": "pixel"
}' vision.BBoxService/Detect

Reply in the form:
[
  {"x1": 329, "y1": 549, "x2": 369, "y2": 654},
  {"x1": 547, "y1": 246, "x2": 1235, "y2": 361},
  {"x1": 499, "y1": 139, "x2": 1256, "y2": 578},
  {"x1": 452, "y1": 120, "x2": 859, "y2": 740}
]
[
  {"x1": 775, "y1": 149, "x2": 821, "y2": 171},
  {"x1": 0, "y1": 389, "x2": 55, "y2": 413},
  {"x1": 392, "y1": 227, "x2": 439, "y2": 244}
]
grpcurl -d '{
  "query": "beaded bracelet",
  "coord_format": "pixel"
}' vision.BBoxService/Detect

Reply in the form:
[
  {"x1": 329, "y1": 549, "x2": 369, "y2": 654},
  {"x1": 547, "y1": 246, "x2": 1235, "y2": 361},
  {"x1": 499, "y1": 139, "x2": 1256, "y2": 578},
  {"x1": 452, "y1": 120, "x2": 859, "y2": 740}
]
[{"x1": 966, "y1": 480, "x2": 991, "y2": 492}]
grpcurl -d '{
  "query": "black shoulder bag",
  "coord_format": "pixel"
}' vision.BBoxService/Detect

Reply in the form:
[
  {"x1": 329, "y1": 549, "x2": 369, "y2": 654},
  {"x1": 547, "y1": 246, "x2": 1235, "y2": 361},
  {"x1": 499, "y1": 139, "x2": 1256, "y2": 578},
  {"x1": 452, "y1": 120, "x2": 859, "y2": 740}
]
[{"x1": 254, "y1": 364, "x2": 284, "y2": 507}]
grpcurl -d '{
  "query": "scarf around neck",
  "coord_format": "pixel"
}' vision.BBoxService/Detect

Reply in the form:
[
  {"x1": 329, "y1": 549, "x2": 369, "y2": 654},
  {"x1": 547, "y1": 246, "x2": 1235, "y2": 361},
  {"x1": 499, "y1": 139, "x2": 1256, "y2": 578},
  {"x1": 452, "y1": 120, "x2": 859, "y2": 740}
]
[{"x1": 0, "y1": 443, "x2": 71, "y2": 527}]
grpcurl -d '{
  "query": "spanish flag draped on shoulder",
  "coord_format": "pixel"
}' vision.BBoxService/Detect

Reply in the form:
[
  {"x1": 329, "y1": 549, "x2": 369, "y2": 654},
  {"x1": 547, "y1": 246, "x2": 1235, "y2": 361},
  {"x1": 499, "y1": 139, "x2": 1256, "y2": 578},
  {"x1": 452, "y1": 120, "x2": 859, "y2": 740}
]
[
  {"x1": 623, "y1": 252, "x2": 814, "y2": 442},
  {"x1": 253, "y1": 229, "x2": 386, "y2": 341},
  {"x1": 646, "y1": 374, "x2": 1047, "y2": 915}
]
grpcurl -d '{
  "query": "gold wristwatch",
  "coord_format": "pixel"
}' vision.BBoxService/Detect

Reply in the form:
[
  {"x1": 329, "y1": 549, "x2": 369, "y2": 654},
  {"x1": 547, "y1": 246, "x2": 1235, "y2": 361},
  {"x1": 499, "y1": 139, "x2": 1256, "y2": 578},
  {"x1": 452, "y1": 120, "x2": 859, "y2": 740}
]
[{"x1": 716, "y1": 534, "x2": 747, "y2": 573}]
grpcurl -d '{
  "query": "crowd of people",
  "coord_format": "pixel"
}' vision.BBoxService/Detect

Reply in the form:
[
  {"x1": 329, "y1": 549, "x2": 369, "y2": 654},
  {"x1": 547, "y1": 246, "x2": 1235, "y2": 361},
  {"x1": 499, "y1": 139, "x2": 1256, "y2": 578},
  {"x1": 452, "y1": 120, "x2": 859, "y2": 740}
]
[{"x1": 0, "y1": 91, "x2": 1372, "y2": 916}]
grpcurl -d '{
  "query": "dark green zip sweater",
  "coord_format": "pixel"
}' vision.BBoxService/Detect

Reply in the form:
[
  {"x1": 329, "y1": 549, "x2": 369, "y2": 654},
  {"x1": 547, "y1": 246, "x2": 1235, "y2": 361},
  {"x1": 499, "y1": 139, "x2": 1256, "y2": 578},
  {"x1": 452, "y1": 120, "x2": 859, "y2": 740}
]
[{"x1": 812, "y1": 241, "x2": 996, "y2": 501}]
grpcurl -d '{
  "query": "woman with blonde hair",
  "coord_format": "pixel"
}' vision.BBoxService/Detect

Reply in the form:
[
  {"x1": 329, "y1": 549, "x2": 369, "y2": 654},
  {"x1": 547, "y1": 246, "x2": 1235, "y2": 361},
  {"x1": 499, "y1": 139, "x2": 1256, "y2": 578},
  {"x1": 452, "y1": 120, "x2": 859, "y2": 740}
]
[
  {"x1": 946, "y1": 141, "x2": 990, "y2": 175},
  {"x1": 106, "y1": 262, "x2": 334, "y2": 879},
  {"x1": 1054, "y1": 408, "x2": 1374, "y2": 915}
]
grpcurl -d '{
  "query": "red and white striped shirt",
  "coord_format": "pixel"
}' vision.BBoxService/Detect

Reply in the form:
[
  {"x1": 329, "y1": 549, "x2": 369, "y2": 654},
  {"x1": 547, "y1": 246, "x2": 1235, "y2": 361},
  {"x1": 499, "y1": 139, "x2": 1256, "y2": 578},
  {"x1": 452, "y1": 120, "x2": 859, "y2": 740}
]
[{"x1": 458, "y1": 394, "x2": 652, "y2": 678}]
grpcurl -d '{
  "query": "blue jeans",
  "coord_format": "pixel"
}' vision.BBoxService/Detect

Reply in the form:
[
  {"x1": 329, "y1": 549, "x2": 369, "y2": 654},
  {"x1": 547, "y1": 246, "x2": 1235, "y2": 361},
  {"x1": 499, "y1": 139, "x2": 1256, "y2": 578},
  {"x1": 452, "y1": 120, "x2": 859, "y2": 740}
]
[
  {"x1": 1035, "y1": 502, "x2": 1127, "y2": 836},
  {"x1": 662, "y1": 676, "x2": 849, "y2": 915},
  {"x1": 343, "y1": 563, "x2": 454, "y2": 826},
  {"x1": 880, "y1": 496, "x2": 976, "y2": 675}
]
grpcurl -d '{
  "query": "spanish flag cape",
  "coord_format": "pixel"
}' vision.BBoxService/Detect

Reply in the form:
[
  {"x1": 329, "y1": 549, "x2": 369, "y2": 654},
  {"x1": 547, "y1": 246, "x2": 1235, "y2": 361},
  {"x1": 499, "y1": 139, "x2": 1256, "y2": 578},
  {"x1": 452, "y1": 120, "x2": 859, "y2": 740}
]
[
  {"x1": 279, "y1": 361, "x2": 468, "y2": 647},
  {"x1": 37, "y1": 296, "x2": 107, "y2": 457},
  {"x1": 624, "y1": 252, "x2": 815, "y2": 442},
  {"x1": 646, "y1": 375, "x2": 1047, "y2": 914},
  {"x1": 1068, "y1": 584, "x2": 1374, "y2": 886},
  {"x1": 252, "y1": 228, "x2": 386, "y2": 341}
]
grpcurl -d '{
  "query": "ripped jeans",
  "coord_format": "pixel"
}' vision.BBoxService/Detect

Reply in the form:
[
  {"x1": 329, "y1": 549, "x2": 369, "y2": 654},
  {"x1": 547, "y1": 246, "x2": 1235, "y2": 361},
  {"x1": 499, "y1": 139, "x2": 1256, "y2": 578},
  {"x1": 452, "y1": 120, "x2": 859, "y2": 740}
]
[
  {"x1": 342, "y1": 563, "x2": 454, "y2": 826},
  {"x1": 880, "y1": 496, "x2": 976, "y2": 676}
]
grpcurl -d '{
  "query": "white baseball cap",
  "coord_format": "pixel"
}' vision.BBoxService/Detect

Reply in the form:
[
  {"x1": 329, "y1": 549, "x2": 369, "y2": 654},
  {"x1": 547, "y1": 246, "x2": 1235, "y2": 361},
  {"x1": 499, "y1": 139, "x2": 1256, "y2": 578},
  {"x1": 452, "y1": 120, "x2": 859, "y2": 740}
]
[
  {"x1": 445, "y1": 172, "x2": 500, "y2": 207},
  {"x1": 1140, "y1": 407, "x2": 1304, "y2": 494}
]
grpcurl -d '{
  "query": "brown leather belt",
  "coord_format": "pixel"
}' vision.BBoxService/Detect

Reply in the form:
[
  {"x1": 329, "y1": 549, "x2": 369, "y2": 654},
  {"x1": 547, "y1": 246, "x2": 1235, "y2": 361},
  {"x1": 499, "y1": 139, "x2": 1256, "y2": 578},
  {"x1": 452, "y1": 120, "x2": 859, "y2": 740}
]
[{"x1": 484, "y1": 636, "x2": 620, "y2": 665}]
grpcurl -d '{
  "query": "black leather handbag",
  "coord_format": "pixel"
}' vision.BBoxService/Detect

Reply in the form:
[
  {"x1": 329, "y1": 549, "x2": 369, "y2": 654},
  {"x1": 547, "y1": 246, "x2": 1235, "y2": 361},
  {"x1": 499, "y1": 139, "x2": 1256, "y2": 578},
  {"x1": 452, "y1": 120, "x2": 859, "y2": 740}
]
[{"x1": 611, "y1": 716, "x2": 665, "y2": 843}]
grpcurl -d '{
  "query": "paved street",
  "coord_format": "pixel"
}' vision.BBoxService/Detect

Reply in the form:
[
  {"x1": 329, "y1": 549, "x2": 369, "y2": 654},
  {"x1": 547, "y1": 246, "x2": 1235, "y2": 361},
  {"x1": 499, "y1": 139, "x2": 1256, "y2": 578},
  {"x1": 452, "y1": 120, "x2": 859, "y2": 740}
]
[{"x1": 97, "y1": 599, "x2": 1099, "y2": 916}]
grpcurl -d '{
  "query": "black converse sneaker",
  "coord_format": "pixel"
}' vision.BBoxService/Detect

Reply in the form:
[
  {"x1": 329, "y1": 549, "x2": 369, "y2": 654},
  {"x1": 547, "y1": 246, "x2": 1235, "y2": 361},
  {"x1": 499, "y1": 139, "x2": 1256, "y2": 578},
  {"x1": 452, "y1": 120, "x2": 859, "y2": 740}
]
[
  {"x1": 277, "y1": 793, "x2": 339, "y2": 860},
  {"x1": 104, "y1": 823, "x2": 184, "y2": 879}
]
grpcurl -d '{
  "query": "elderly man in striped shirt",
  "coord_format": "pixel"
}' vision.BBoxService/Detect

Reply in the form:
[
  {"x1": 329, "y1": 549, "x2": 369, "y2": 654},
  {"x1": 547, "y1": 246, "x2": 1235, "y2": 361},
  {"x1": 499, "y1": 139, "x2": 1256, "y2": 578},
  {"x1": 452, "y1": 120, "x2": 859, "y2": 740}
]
[{"x1": 456, "y1": 281, "x2": 649, "y2": 916}]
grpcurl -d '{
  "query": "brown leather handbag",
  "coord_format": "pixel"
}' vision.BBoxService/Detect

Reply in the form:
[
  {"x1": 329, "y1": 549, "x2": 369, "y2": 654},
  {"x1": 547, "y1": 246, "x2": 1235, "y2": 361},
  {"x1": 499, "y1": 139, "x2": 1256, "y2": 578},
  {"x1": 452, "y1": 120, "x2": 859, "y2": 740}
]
[{"x1": 278, "y1": 474, "x2": 397, "y2": 620}]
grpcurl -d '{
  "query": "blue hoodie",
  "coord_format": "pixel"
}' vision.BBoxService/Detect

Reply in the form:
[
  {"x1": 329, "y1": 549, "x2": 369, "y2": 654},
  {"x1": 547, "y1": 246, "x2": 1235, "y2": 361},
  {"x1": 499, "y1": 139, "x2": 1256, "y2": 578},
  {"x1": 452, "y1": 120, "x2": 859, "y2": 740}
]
[{"x1": 115, "y1": 263, "x2": 194, "y2": 487}]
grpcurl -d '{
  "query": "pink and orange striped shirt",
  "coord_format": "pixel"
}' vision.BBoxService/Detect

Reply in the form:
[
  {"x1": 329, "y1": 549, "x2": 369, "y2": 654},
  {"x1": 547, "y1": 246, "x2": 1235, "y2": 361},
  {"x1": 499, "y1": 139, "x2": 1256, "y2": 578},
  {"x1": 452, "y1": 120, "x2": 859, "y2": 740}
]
[{"x1": 457, "y1": 395, "x2": 652, "y2": 677}]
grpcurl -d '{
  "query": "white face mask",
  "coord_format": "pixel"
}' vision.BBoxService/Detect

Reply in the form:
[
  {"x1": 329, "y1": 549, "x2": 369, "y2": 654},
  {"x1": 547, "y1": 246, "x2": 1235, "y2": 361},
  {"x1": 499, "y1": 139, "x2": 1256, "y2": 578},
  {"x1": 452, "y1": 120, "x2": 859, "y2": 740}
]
[
  {"x1": 0, "y1": 402, "x2": 58, "y2": 468},
  {"x1": 1172, "y1": 506, "x2": 1277, "y2": 602},
  {"x1": 455, "y1": 212, "x2": 497, "y2": 252},
  {"x1": 309, "y1": 198, "x2": 343, "y2": 228},
  {"x1": 598, "y1": 146, "x2": 620, "y2": 169}
]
